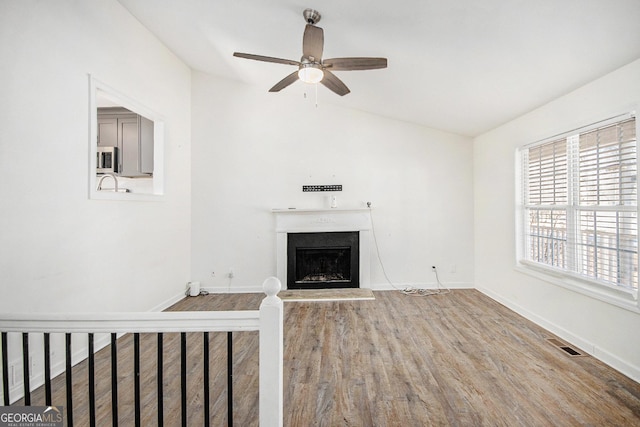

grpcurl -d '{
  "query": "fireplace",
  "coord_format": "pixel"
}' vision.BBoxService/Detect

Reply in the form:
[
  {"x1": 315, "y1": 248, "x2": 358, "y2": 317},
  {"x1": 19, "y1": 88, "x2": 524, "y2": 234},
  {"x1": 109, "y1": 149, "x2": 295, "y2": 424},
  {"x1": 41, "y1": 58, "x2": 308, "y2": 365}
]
[
  {"x1": 287, "y1": 232, "x2": 359, "y2": 289},
  {"x1": 273, "y1": 208, "x2": 372, "y2": 289}
]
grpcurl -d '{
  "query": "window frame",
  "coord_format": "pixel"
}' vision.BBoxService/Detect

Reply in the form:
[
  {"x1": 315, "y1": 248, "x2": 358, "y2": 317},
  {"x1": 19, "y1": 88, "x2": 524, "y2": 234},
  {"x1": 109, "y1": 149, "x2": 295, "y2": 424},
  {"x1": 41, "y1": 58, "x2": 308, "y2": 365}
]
[
  {"x1": 515, "y1": 112, "x2": 639, "y2": 311},
  {"x1": 89, "y1": 75, "x2": 165, "y2": 201}
]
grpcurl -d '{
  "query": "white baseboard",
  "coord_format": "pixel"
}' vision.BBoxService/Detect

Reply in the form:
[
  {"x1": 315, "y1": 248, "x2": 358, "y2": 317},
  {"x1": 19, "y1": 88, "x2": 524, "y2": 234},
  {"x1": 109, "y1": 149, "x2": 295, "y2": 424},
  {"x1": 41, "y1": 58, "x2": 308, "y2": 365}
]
[
  {"x1": 202, "y1": 282, "x2": 474, "y2": 293},
  {"x1": 148, "y1": 289, "x2": 189, "y2": 312},
  {"x1": 201, "y1": 286, "x2": 263, "y2": 294},
  {"x1": 370, "y1": 281, "x2": 473, "y2": 291},
  {"x1": 477, "y1": 286, "x2": 640, "y2": 383}
]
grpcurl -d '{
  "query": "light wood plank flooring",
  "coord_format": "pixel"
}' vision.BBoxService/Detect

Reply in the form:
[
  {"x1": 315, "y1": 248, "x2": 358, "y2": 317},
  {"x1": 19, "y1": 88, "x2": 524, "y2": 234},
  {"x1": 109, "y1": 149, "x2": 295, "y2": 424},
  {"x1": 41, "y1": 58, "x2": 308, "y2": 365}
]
[{"x1": 16, "y1": 290, "x2": 640, "y2": 426}]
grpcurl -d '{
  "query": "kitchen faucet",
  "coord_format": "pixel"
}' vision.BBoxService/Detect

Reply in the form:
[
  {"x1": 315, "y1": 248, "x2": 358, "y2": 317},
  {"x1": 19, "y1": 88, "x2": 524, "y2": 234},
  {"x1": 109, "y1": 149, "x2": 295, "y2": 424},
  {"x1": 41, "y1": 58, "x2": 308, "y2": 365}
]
[{"x1": 97, "y1": 173, "x2": 119, "y2": 192}]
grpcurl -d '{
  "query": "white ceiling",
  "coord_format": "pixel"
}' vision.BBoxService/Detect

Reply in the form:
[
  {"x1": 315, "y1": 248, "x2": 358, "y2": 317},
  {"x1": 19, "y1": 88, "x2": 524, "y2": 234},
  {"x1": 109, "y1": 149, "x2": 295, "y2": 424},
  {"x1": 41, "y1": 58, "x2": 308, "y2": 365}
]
[{"x1": 118, "y1": 0, "x2": 640, "y2": 137}]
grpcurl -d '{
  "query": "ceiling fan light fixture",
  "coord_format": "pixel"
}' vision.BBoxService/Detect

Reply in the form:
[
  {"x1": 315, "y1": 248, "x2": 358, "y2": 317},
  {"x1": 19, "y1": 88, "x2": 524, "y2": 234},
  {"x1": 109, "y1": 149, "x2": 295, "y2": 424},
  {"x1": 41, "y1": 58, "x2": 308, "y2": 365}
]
[{"x1": 298, "y1": 64, "x2": 324, "y2": 83}]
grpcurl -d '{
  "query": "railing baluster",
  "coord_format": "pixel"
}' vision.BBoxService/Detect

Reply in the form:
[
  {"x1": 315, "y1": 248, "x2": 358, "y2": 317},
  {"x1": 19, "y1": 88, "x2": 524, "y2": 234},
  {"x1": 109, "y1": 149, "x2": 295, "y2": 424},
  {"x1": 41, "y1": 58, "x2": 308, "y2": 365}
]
[
  {"x1": 65, "y1": 333, "x2": 73, "y2": 427},
  {"x1": 88, "y1": 333, "x2": 96, "y2": 427},
  {"x1": 227, "y1": 331, "x2": 233, "y2": 427},
  {"x1": 134, "y1": 333, "x2": 141, "y2": 427},
  {"x1": 157, "y1": 333, "x2": 164, "y2": 427},
  {"x1": 111, "y1": 333, "x2": 118, "y2": 427},
  {"x1": 203, "y1": 332, "x2": 210, "y2": 427},
  {"x1": 44, "y1": 333, "x2": 52, "y2": 406},
  {"x1": 22, "y1": 333, "x2": 30, "y2": 405},
  {"x1": 2, "y1": 332, "x2": 9, "y2": 405},
  {"x1": 181, "y1": 332, "x2": 187, "y2": 427}
]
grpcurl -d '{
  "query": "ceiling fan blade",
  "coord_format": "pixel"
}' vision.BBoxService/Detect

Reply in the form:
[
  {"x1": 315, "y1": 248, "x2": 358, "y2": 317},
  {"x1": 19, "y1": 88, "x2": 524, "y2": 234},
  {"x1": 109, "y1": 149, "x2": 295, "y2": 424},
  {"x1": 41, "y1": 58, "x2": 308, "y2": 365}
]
[
  {"x1": 302, "y1": 24, "x2": 324, "y2": 61},
  {"x1": 320, "y1": 70, "x2": 350, "y2": 96},
  {"x1": 323, "y1": 57, "x2": 387, "y2": 71},
  {"x1": 269, "y1": 70, "x2": 300, "y2": 92},
  {"x1": 233, "y1": 52, "x2": 300, "y2": 67}
]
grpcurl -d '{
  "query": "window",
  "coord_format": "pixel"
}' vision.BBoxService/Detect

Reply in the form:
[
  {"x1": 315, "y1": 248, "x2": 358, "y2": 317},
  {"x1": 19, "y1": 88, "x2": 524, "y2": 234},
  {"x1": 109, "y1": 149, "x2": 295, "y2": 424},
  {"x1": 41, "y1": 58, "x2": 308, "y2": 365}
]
[
  {"x1": 89, "y1": 76, "x2": 165, "y2": 200},
  {"x1": 519, "y1": 115, "x2": 638, "y2": 293}
]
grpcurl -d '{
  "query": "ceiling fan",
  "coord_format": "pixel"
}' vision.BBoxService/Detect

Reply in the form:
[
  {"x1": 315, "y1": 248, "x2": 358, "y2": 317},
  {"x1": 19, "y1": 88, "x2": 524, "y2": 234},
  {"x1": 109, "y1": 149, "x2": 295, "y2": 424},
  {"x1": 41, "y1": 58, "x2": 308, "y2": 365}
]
[{"x1": 233, "y1": 9, "x2": 387, "y2": 96}]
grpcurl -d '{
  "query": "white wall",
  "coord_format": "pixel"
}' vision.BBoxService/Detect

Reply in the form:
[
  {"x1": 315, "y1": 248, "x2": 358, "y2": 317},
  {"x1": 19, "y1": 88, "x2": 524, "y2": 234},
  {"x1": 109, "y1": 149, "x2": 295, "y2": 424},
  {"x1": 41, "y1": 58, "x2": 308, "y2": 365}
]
[
  {"x1": 0, "y1": 0, "x2": 192, "y2": 313},
  {"x1": 474, "y1": 58, "x2": 640, "y2": 381},
  {"x1": 191, "y1": 71, "x2": 474, "y2": 292}
]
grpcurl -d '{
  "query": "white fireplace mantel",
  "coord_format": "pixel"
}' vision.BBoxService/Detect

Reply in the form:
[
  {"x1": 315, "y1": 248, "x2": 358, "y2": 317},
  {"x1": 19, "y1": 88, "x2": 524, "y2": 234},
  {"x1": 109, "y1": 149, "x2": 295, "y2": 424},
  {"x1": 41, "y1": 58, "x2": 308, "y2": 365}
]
[{"x1": 272, "y1": 208, "x2": 372, "y2": 289}]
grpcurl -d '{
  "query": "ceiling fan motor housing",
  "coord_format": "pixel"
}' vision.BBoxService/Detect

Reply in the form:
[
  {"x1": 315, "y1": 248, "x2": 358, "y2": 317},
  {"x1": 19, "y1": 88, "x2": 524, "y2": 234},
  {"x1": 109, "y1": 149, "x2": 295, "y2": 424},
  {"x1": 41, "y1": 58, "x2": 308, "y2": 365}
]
[{"x1": 303, "y1": 9, "x2": 321, "y2": 25}]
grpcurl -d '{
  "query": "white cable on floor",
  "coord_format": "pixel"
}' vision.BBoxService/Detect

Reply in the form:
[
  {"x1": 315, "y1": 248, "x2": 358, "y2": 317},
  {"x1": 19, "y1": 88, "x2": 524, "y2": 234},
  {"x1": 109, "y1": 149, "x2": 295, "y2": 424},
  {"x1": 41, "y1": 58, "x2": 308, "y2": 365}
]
[{"x1": 368, "y1": 204, "x2": 450, "y2": 296}]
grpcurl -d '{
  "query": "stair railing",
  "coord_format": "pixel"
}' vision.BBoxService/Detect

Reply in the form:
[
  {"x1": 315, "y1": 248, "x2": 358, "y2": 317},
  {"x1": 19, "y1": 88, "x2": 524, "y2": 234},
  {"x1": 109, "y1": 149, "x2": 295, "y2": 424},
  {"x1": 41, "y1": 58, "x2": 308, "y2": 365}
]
[{"x1": 0, "y1": 276, "x2": 283, "y2": 427}]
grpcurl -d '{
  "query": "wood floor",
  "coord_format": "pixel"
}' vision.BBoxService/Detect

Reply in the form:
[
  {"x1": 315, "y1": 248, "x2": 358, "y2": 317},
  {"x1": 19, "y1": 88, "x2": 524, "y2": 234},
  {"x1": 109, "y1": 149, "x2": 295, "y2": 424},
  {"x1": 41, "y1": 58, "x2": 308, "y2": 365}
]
[{"x1": 16, "y1": 290, "x2": 640, "y2": 426}]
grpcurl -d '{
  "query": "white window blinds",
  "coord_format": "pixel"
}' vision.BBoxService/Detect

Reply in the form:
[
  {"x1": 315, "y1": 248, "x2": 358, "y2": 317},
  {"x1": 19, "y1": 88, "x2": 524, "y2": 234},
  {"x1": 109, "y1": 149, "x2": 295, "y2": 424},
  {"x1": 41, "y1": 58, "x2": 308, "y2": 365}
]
[
  {"x1": 521, "y1": 116, "x2": 638, "y2": 291},
  {"x1": 525, "y1": 138, "x2": 568, "y2": 269}
]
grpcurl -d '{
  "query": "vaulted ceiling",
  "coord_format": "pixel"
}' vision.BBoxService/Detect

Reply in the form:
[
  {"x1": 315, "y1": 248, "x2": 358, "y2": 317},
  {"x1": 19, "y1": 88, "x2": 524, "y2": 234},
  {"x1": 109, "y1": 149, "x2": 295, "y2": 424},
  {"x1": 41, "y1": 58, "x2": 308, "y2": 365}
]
[{"x1": 118, "y1": 0, "x2": 640, "y2": 137}]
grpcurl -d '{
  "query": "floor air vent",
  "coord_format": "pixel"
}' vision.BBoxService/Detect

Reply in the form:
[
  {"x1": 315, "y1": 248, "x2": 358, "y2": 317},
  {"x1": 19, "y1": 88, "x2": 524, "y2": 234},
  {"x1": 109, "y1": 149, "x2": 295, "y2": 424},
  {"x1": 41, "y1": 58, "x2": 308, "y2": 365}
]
[{"x1": 547, "y1": 338, "x2": 586, "y2": 357}]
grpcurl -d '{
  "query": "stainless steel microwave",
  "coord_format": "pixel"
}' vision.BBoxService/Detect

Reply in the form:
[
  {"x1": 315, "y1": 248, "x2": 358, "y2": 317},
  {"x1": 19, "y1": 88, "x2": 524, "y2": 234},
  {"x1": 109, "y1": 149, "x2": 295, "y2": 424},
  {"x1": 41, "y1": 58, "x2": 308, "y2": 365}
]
[{"x1": 97, "y1": 146, "x2": 119, "y2": 174}]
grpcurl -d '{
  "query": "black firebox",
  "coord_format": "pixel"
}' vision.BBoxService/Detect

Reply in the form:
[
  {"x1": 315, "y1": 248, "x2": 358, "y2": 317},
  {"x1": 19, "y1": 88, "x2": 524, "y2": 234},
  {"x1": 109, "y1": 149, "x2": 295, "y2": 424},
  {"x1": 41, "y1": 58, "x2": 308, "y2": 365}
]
[{"x1": 287, "y1": 231, "x2": 359, "y2": 289}]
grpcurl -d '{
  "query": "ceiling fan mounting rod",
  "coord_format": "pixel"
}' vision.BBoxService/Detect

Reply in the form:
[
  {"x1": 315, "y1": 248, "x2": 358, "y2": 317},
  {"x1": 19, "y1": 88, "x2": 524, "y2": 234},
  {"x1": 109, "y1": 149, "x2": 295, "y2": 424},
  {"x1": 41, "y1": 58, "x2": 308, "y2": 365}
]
[{"x1": 303, "y1": 9, "x2": 321, "y2": 25}]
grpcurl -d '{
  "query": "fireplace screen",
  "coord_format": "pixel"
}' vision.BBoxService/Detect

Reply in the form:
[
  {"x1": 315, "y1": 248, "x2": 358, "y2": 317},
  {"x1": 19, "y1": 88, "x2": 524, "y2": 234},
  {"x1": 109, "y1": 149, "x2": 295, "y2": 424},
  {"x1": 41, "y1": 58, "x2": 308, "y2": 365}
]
[
  {"x1": 295, "y1": 247, "x2": 351, "y2": 284},
  {"x1": 287, "y1": 231, "x2": 359, "y2": 289}
]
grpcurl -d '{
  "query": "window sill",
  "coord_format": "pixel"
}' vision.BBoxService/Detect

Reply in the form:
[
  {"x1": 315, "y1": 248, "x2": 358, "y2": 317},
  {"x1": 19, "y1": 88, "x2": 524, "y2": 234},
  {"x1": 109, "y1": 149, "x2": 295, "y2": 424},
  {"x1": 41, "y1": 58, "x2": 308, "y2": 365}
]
[
  {"x1": 89, "y1": 177, "x2": 163, "y2": 201},
  {"x1": 515, "y1": 260, "x2": 639, "y2": 314},
  {"x1": 90, "y1": 188, "x2": 164, "y2": 202}
]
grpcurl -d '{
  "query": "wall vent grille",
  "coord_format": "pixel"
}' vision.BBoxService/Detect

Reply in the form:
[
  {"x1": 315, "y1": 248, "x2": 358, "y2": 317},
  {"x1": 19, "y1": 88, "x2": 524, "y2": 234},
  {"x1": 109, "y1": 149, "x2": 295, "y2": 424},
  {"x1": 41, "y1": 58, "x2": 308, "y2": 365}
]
[{"x1": 546, "y1": 338, "x2": 586, "y2": 357}]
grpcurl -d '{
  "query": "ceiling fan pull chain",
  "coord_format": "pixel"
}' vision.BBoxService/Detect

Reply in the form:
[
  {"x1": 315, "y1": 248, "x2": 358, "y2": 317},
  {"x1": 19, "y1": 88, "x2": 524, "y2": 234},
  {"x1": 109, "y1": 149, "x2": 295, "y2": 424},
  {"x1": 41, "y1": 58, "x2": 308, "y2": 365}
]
[{"x1": 315, "y1": 83, "x2": 318, "y2": 108}]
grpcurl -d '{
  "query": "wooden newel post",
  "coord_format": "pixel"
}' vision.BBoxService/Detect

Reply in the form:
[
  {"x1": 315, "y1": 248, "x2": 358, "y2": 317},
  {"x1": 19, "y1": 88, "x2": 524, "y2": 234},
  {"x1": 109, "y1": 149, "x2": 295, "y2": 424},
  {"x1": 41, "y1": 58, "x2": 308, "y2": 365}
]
[{"x1": 259, "y1": 276, "x2": 284, "y2": 427}]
